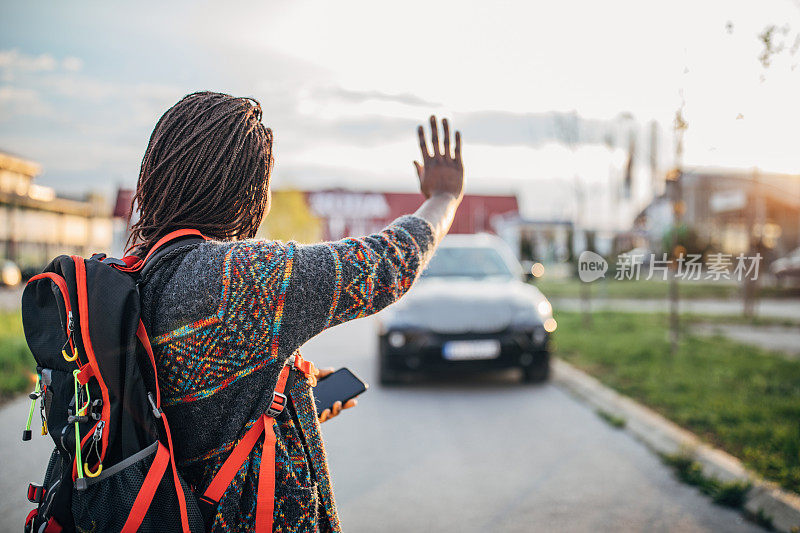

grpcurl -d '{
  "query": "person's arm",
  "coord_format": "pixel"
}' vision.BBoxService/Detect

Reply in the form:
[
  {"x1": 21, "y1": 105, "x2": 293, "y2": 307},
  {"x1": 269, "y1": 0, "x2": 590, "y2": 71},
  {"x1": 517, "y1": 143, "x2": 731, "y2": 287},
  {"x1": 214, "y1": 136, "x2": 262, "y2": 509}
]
[{"x1": 277, "y1": 116, "x2": 465, "y2": 356}]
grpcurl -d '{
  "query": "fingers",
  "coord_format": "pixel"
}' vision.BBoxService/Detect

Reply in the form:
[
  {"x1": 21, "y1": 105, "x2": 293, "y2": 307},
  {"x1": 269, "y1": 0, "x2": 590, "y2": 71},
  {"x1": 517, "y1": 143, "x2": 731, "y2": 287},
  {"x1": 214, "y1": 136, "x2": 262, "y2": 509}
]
[
  {"x1": 317, "y1": 367, "x2": 334, "y2": 379},
  {"x1": 413, "y1": 161, "x2": 423, "y2": 180},
  {"x1": 442, "y1": 118, "x2": 451, "y2": 159},
  {"x1": 454, "y1": 130, "x2": 462, "y2": 164},
  {"x1": 417, "y1": 126, "x2": 431, "y2": 161},
  {"x1": 318, "y1": 399, "x2": 357, "y2": 422},
  {"x1": 310, "y1": 366, "x2": 334, "y2": 387},
  {"x1": 429, "y1": 115, "x2": 441, "y2": 158}
]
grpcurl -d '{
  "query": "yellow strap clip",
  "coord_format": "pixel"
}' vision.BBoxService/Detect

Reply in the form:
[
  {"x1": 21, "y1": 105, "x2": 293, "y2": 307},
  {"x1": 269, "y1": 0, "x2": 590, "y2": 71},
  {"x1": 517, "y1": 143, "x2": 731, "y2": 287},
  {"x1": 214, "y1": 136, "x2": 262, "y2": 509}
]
[
  {"x1": 62, "y1": 346, "x2": 79, "y2": 362},
  {"x1": 84, "y1": 462, "x2": 103, "y2": 478}
]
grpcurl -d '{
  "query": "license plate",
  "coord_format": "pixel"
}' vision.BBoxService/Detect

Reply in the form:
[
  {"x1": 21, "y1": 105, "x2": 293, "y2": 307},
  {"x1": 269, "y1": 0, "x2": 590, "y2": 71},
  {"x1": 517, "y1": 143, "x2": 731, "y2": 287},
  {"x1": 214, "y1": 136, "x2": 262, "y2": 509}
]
[{"x1": 442, "y1": 340, "x2": 501, "y2": 361}]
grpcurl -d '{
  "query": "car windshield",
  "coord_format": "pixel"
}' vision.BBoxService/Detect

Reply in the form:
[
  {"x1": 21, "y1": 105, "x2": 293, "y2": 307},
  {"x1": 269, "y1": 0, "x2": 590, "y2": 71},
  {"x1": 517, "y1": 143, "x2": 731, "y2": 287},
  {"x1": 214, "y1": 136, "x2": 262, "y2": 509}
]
[{"x1": 422, "y1": 246, "x2": 515, "y2": 279}]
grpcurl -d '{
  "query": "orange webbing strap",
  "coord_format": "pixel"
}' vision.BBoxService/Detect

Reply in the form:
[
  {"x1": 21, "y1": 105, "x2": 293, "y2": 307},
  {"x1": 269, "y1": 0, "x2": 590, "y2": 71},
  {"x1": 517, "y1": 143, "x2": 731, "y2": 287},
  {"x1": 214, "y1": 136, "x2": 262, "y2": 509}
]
[
  {"x1": 142, "y1": 229, "x2": 209, "y2": 265},
  {"x1": 121, "y1": 443, "x2": 170, "y2": 533},
  {"x1": 136, "y1": 322, "x2": 191, "y2": 533},
  {"x1": 202, "y1": 416, "x2": 266, "y2": 503},
  {"x1": 256, "y1": 415, "x2": 277, "y2": 532},
  {"x1": 201, "y1": 365, "x2": 292, "y2": 530},
  {"x1": 119, "y1": 229, "x2": 209, "y2": 272},
  {"x1": 162, "y1": 412, "x2": 192, "y2": 533},
  {"x1": 292, "y1": 352, "x2": 315, "y2": 377}
]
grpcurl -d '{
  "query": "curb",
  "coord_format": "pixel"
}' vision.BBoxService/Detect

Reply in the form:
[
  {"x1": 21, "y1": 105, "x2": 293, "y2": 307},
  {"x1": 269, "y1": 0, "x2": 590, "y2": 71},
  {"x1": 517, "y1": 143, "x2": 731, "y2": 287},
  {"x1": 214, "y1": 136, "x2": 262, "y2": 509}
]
[{"x1": 552, "y1": 357, "x2": 800, "y2": 533}]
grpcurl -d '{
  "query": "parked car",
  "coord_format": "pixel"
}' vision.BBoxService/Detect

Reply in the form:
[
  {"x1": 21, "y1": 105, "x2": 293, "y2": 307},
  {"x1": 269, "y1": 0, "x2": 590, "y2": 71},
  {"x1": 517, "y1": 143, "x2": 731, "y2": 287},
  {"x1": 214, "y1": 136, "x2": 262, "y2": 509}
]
[
  {"x1": 377, "y1": 234, "x2": 555, "y2": 384},
  {"x1": 770, "y1": 247, "x2": 800, "y2": 282}
]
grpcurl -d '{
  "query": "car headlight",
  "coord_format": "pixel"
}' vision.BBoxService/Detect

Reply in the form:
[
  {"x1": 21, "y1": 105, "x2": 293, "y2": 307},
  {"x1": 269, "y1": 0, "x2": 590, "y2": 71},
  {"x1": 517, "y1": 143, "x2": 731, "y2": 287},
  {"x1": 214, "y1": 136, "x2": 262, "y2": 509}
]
[
  {"x1": 388, "y1": 331, "x2": 406, "y2": 348},
  {"x1": 511, "y1": 298, "x2": 552, "y2": 329},
  {"x1": 537, "y1": 300, "x2": 552, "y2": 317},
  {"x1": 510, "y1": 309, "x2": 541, "y2": 329}
]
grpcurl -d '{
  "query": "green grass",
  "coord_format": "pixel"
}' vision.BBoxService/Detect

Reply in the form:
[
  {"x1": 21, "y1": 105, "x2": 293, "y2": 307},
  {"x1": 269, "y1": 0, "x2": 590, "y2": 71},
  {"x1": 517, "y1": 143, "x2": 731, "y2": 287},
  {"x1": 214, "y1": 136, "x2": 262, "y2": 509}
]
[
  {"x1": 661, "y1": 452, "x2": 751, "y2": 507},
  {"x1": 534, "y1": 277, "x2": 799, "y2": 300},
  {"x1": 596, "y1": 409, "x2": 627, "y2": 429},
  {"x1": 0, "y1": 311, "x2": 34, "y2": 400},
  {"x1": 553, "y1": 310, "x2": 800, "y2": 495}
]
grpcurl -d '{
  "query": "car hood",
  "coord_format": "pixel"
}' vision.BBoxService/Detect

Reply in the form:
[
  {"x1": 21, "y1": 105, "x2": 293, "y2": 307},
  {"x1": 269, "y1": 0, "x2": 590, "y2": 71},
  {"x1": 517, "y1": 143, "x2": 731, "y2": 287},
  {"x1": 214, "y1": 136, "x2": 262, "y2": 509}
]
[{"x1": 381, "y1": 277, "x2": 550, "y2": 334}]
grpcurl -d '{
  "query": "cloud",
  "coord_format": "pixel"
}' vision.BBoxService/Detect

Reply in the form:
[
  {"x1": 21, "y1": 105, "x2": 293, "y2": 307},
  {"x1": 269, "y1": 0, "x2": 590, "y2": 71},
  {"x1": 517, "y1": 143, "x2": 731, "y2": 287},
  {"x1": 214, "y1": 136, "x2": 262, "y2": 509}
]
[
  {"x1": 316, "y1": 86, "x2": 440, "y2": 107},
  {"x1": 0, "y1": 49, "x2": 58, "y2": 73},
  {"x1": 62, "y1": 56, "x2": 83, "y2": 72},
  {"x1": 295, "y1": 115, "x2": 416, "y2": 147},
  {"x1": 453, "y1": 110, "x2": 646, "y2": 150},
  {"x1": 0, "y1": 86, "x2": 54, "y2": 118},
  {"x1": 0, "y1": 49, "x2": 85, "y2": 83}
]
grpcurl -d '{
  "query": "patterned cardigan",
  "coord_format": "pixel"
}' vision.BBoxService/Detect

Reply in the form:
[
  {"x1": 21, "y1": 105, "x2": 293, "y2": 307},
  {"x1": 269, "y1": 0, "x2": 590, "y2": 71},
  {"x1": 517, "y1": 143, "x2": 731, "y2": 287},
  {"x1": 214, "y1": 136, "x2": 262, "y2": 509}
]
[{"x1": 138, "y1": 215, "x2": 434, "y2": 532}]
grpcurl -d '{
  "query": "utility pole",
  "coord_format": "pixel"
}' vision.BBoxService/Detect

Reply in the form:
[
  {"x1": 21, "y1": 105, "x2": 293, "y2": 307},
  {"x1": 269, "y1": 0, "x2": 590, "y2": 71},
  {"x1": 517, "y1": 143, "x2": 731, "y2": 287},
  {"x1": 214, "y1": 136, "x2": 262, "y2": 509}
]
[
  {"x1": 743, "y1": 168, "x2": 763, "y2": 318},
  {"x1": 668, "y1": 98, "x2": 688, "y2": 355},
  {"x1": 575, "y1": 178, "x2": 592, "y2": 328},
  {"x1": 557, "y1": 113, "x2": 592, "y2": 327}
]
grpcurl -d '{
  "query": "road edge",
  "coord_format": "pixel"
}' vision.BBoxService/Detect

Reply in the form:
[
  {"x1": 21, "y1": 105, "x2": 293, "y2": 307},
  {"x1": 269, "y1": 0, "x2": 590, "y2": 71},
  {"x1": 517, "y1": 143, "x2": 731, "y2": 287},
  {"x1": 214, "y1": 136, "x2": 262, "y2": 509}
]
[{"x1": 552, "y1": 357, "x2": 800, "y2": 533}]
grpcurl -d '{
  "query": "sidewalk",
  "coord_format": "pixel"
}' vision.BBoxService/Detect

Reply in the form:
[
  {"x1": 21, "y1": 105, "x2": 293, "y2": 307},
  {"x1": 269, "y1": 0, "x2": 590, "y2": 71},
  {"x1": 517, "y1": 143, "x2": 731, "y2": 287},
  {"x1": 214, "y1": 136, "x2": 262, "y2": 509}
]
[
  {"x1": 0, "y1": 395, "x2": 53, "y2": 529},
  {"x1": 552, "y1": 297, "x2": 800, "y2": 321},
  {"x1": 553, "y1": 358, "x2": 800, "y2": 532},
  {"x1": 0, "y1": 287, "x2": 23, "y2": 313},
  {"x1": 692, "y1": 324, "x2": 800, "y2": 359}
]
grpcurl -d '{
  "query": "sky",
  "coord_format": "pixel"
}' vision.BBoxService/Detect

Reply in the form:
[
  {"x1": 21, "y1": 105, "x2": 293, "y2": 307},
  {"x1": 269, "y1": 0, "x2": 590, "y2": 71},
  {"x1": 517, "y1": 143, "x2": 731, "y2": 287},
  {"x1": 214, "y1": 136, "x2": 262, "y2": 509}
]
[{"x1": 2, "y1": 0, "x2": 800, "y2": 228}]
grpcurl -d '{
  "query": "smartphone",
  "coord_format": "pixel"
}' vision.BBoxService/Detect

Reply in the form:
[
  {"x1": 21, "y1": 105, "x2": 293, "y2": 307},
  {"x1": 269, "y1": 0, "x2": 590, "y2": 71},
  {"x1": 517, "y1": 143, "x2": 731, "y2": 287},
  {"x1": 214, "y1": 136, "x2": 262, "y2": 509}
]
[{"x1": 313, "y1": 367, "x2": 368, "y2": 414}]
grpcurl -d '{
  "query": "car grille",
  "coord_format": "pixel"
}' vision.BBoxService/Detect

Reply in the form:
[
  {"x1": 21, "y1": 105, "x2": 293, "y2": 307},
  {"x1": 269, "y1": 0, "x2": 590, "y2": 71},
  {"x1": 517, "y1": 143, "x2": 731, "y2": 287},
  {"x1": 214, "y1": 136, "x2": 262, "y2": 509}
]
[{"x1": 415, "y1": 306, "x2": 512, "y2": 334}]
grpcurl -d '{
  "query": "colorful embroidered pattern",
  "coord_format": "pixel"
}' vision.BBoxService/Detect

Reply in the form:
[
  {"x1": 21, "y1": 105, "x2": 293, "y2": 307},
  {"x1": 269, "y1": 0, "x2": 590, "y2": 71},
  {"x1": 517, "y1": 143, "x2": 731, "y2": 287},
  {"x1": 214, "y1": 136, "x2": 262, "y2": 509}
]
[
  {"x1": 153, "y1": 242, "x2": 294, "y2": 404},
  {"x1": 324, "y1": 224, "x2": 425, "y2": 327},
  {"x1": 322, "y1": 244, "x2": 342, "y2": 329},
  {"x1": 149, "y1": 216, "x2": 433, "y2": 533}
]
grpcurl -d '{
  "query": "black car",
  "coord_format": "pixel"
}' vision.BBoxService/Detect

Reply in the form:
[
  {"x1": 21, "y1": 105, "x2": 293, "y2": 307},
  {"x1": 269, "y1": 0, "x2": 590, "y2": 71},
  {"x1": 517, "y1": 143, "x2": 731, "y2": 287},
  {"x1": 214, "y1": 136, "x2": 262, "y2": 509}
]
[{"x1": 377, "y1": 234, "x2": 556, "y2": 384}]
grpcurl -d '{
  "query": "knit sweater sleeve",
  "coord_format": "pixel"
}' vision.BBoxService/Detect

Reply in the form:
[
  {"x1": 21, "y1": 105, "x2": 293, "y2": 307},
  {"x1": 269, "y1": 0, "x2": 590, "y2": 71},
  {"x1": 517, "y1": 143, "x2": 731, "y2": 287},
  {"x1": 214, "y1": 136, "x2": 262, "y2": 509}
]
[{"x1": 278, "y1": 214, "x2": 435, "y2": 355}]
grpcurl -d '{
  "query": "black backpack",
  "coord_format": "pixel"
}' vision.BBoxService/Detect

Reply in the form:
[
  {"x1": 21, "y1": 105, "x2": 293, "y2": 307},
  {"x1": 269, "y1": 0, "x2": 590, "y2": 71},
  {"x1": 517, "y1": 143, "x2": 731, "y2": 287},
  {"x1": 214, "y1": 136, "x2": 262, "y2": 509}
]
[
  {"x1": 21, "y1": 229, "x2": 313, "y2": 533},
  {"x1": 21, "y1": 229, "x2": 209, "y2": 533}
]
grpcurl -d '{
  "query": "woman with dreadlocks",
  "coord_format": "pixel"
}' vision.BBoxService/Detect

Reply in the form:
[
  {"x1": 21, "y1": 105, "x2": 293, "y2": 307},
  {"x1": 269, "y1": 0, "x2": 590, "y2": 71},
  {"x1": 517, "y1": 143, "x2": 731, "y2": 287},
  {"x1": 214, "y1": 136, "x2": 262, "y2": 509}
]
[{"x1": 129, "y1": 91, "x2": 464, "y2": 532}]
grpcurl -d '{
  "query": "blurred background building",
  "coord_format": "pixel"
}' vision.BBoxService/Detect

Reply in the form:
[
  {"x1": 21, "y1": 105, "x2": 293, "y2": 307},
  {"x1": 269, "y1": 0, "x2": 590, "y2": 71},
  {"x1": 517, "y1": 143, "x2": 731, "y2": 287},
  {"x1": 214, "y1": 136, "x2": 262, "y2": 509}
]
[
  {"x1": 113, "y1": 187, "x2": 521, "y2": 246},
  {"x1": 0, "y1": 150, "x2": 113, "y2": 277},
  {"x1": 635, "y1": 168, "x2": 800, "y2": 260}
]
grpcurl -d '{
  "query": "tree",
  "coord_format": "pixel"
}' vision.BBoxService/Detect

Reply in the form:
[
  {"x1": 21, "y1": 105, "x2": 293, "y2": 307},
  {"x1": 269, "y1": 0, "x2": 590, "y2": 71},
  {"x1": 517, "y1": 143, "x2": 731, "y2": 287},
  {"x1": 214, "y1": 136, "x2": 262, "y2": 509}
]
[{"x1": 257, "y1": 190, "x2": 324, "y2": 244}]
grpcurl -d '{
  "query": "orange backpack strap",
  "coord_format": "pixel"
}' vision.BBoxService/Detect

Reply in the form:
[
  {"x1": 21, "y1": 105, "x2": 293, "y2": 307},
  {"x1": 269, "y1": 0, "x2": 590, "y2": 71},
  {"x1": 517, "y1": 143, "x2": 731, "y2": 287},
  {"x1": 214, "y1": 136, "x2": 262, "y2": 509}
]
[
  {"x1": 200, "y1": 364, "x2": 294, "y2": 530},
  {"x1": 118, "y1": 229, "x2": 209, "y2": 273},
  {"x1": 290, "y1": 352, "x2": 316, "y2": 379},
  {"x1": 126, "y1": 322, "x2": 192, "y2": 533},
  {"x1": 141, "y1": 229, "x2": 209, "y2": 265}
]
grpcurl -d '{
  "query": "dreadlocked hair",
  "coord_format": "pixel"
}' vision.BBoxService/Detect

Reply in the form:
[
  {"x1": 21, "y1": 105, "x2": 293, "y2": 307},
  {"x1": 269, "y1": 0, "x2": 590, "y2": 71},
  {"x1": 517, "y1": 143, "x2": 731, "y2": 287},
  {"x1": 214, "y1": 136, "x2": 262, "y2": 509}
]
[{"x1": 127, "y1": 91, "x2": 274, "y2": 254}]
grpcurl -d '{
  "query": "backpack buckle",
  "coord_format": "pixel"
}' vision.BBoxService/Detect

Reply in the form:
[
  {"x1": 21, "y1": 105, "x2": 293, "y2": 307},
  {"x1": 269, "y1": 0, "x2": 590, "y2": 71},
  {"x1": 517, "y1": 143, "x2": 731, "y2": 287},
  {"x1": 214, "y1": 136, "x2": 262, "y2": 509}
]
[
  {"x1": 147, "y1": 392, "x2": 162, "y2": 419},
  {"x1": 27, "y1": 483, "x2": 45, "y2": 503},
  {"x1": 265, "y1": 392, "x2": 287, "y2": 418},
  {"x1": 288, "y1": 353, "x2": 315, "y2": 377}
]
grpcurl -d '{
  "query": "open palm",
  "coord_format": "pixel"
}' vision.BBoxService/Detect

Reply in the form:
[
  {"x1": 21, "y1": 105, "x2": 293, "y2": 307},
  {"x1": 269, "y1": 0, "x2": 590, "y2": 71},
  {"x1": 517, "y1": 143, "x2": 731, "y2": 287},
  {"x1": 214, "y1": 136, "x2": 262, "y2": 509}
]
[{"x1": 414, "y1": 116, "x2": 464, "y2": 200}]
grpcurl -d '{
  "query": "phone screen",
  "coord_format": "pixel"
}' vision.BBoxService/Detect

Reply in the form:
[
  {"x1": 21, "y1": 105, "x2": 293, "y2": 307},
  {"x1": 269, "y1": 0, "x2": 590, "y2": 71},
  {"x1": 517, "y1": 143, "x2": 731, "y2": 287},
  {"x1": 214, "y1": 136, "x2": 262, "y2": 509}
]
[{"x1": 313, "y1": 368, "x2": 368, "y2": 414}]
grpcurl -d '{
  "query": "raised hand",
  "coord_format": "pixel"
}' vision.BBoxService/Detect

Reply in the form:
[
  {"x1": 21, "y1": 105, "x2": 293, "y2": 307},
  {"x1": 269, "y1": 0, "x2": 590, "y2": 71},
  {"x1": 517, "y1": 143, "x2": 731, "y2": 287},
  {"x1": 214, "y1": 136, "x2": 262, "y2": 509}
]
[{"x1": 414, "y1": 116, "x2": 464, "y2": 200}]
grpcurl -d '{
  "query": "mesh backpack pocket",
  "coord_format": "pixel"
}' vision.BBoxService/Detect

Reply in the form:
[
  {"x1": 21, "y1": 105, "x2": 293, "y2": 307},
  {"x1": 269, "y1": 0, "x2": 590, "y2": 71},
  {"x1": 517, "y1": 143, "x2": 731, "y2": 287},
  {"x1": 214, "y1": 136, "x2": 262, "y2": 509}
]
[{"x1": 72, "y1": 441, "x2": 204, "y2": 533}]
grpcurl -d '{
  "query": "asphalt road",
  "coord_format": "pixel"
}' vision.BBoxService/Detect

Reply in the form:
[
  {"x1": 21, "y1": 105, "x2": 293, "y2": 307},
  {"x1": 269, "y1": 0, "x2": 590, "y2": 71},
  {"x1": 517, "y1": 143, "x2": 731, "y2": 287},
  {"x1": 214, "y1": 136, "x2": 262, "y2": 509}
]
[{"x1": 1, "y1": 316, "x2": 763, "y2": 532}]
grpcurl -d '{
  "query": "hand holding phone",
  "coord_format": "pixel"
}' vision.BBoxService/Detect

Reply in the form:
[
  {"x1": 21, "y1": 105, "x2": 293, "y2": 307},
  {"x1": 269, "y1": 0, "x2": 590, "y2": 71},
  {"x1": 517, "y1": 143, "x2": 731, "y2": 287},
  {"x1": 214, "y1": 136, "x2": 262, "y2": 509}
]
[{"x1": 313, "y1": 367, "x2": 368, "y2": 421}]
